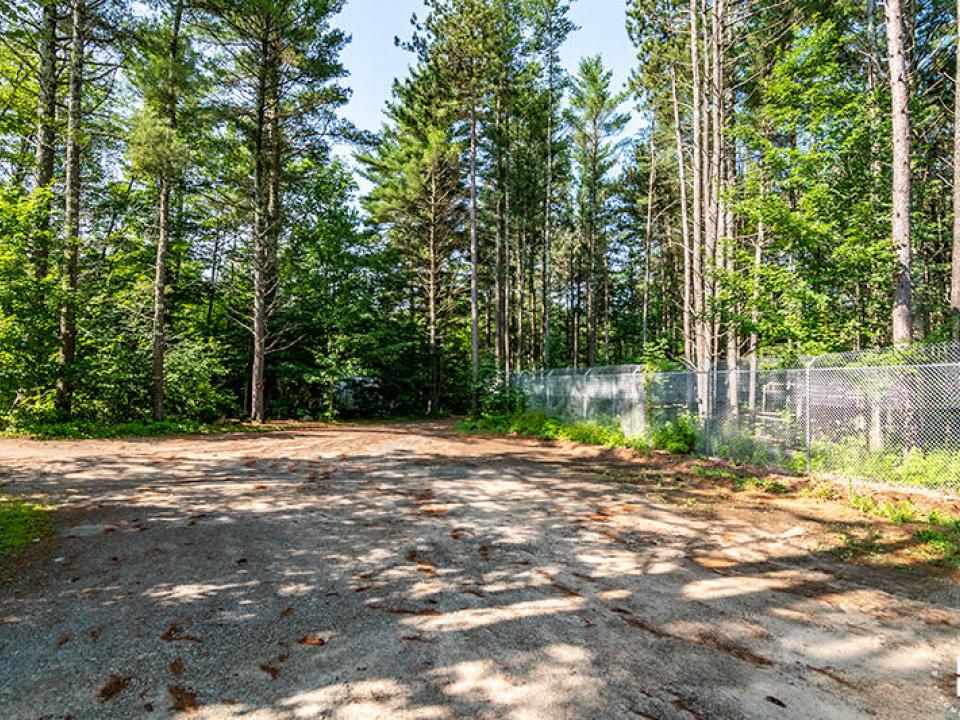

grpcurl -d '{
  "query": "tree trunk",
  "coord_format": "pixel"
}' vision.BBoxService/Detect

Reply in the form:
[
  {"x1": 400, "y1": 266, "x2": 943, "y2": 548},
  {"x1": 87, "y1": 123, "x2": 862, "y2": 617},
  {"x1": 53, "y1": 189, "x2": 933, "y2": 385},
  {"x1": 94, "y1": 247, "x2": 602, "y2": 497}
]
[
  {"x1": 670, "y1": 66, "x2": 694, "y2": 368},
  {"x1": 542, "y1": 27, "x2": 554, "y2": 367},
  {"x1": 56, "y1": 0, "x2": 85, "y2": 417},
  {"x1": 886, "y1": 0, "x2": 913, "y2": 347},
  {"x1": 250, "y1": 42, "x2": 271, "y2": 423},
  {"x1": 32, "y1": 0, "x2": 57, "y2": 279},
  {"x1": 152, "y1": 179, "x2": 171, "y2": 420},
  {"x1": 642, "y1": 130, "x2": 656, "y2": 348},
  {"x1": 428, "y1": 183, "x2": 440, "y2": 415},
  {"x1": 152, "y1": 0, "x2": 183, "y2": 421},
  {"x1": 689, "y1": 0, "x2": 708, "y2": 417},
  {"x1": 469, "y1": 102, "x2": 480, "y2": 404}
]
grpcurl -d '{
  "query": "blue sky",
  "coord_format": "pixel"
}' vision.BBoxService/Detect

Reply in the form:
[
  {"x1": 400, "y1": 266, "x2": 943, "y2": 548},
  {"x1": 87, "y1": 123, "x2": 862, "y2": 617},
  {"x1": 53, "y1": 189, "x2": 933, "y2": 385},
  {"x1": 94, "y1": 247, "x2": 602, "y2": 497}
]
[{"x1": 334, "y1": 0, "x2": 641, "y2": 181}]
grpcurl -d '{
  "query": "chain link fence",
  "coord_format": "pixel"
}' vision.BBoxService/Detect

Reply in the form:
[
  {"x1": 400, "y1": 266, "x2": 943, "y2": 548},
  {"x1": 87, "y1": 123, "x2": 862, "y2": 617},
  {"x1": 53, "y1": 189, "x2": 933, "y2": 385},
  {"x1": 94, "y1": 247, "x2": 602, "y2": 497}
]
[{"x1": 513, "y1": 343, "x2": 960, "y2": 491}]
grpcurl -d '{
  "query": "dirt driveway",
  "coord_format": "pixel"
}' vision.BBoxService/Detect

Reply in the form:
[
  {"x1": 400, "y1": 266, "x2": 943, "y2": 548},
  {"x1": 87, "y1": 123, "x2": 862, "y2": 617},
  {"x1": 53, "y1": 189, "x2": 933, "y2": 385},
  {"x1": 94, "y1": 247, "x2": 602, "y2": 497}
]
[{"x1": 1, "y1": 421, "x2": 959, "y2": 719}]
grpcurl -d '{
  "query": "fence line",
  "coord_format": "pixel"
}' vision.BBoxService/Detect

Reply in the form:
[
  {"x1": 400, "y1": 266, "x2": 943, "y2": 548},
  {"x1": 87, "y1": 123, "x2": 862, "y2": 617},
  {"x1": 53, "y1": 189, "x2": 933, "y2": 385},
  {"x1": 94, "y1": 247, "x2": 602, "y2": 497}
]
[{"x1": 512, "y1": 342, "x2": 960, "y2": 491}]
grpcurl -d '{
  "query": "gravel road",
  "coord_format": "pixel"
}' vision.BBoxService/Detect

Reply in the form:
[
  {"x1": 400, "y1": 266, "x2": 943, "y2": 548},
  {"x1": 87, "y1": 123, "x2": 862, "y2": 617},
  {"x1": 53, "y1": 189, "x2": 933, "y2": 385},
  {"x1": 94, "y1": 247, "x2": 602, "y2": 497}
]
[{"x1": 1, "y1": 421, "x2": 959, "y2": 719}]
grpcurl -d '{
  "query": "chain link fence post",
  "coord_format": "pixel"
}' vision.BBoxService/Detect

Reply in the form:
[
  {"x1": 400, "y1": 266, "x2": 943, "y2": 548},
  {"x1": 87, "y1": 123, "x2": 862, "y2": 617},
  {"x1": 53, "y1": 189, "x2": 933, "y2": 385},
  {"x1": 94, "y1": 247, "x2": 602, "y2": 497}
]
[
  {"x1": 582, "y1": 369, "x2": 593, "y2": 420},
  {"x1": 805, "y1": 360, "x2": 812, "y2": 475}
]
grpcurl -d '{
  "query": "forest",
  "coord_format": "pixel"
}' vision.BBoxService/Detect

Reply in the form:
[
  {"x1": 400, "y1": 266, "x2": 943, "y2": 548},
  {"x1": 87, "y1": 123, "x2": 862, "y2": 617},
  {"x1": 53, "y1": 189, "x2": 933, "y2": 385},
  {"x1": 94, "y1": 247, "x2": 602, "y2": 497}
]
[{"x1": 0, "y1": 0, "x2": 957, "y2": 429}]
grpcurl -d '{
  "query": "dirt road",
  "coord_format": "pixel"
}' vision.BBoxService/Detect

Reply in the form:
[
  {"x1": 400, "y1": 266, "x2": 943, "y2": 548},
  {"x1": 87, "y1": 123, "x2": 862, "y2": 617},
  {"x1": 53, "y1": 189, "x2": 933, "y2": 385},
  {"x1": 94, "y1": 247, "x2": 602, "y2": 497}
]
[{"x1": 1, "y1": 421, "x2": 959, "y2": 719}]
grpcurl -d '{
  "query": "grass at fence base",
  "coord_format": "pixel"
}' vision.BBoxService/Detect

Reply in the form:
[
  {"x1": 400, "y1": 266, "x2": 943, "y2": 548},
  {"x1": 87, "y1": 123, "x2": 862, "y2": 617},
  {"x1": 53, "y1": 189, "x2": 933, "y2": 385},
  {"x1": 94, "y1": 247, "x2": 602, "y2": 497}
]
[
  {"x1": 710, "y1": 431, "x2": 796, "y2": 469},
  {"x1": 807, "y1": 438, "x2": 960, "y2": 489},
  {"x1": 459, "y1": 410, "x2": 960, "y2": 569},
  {"x1": 709, "y1": 431, "x2": 960, "y2": 490},
  {"x1": 0, "y1": 494, "x2": 52, "y2": 556},
  {"x1": 455, "y1": 409, "x2": 697, "y2": 455}
]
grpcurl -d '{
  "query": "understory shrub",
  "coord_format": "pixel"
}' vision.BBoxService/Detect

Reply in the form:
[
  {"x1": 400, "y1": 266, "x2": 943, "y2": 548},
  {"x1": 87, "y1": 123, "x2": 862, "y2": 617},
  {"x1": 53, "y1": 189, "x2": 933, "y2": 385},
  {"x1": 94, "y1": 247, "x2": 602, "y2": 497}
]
[
  {"x1": 649, "y1": 413, "x2": 698, "y2": 454},
  {"x1": 458, "y1": 408, "x2": 689, "y2": 455}
]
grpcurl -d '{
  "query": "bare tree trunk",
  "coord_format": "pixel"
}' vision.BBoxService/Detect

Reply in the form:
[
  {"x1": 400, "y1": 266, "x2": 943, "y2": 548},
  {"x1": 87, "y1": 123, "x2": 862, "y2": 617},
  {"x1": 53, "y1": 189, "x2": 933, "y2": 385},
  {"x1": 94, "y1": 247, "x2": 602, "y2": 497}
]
[
  {"x1": 670, "y1": 66, "x2": 693, "y2": 368},
  {"x1": 469, "y1": 101, "x2": 480, "y2": 403},
  {"x1": 56, "y1": 0, "x2": 85, "y2": 417},
  {"x1": 887, "y1": 0, "x2": 913, "y2": 347},
  {"x1": 428, "y1": 180, "x2": 439, "y2": 415},
  {"x1": 152, "y1": 179, "x2": 171, "y2": 420},
  {"x1": 952, "y1": 0, "x2": 960, "y2": 339},
  {"x1": 32, "y1": 0, "x2": 57, "y2": 279},
  {"x1": 571, "y1": 251, "x2": 579, "y2": 369},
  {"x1": 250, "y1": 40, "x2": 271, "y2": 423},
  {"x1": 516, "y1": 225, "x2": 524, "y2": 372},
  {"x1": 748, "y1": 219, "x2": 763, "y2": 416},
  {"x1": 152, "y1": 0, "x2": 183, "y2": 421},
  {"x1": 707, "y1": 0, "x2": 724, "y2": 372},
  {"x1": 642, "y1": 129, "x2": 656, "y2": 348},
  {"x1": 690, "y1": 0, "x2": 708, "y2": 416},
  {"x1": 542, "y1": 28, "x2": 554, "y2": 367},
  {"x1": 504, "y1": 170, "x2": 512, "y2": 374}
]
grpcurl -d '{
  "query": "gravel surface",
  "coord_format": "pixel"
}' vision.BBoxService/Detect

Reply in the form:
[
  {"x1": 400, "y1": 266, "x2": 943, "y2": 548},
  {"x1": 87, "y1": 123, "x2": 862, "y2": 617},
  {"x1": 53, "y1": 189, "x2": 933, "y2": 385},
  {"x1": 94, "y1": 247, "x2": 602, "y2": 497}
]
[{"x1": 1, "y1": 421, "x2": 959, "y2": 719}]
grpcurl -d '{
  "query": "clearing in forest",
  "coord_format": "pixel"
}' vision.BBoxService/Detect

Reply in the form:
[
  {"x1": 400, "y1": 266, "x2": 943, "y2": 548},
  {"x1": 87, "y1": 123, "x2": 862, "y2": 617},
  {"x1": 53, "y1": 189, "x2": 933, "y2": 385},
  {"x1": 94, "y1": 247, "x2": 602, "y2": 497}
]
[{"x1": 0, "y1": 421, "x2": 958, "y2": 719}]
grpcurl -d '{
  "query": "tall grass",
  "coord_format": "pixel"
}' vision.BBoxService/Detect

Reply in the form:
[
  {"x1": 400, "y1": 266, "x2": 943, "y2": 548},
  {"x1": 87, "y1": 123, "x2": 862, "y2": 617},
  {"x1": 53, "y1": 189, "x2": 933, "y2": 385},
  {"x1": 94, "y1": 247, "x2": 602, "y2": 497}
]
[{"x1": 457, "y1": 409, "x2": 697, "y2": 455}]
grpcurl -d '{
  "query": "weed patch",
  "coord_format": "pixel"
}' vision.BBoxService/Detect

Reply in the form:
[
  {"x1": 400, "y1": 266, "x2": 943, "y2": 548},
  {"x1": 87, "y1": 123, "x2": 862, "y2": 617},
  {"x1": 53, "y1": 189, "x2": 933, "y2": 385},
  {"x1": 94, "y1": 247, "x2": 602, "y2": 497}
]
[
  {"x1": 733, "y1": 476, "x2": 790, "y2": 494},
  {"x1": 849, "y1": 494, "x2": 919, "y2": 524},
  {"x1": 0, "y1": 494, "x2": 52, "y2": 555}
]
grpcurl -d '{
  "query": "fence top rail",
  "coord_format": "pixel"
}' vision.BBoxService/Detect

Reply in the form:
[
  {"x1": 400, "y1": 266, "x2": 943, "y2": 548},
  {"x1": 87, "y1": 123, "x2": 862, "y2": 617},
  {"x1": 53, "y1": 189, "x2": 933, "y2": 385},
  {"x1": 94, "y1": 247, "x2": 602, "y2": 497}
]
[{"x1": 515, "y1": 356, "x2": 960, "y2": 381}]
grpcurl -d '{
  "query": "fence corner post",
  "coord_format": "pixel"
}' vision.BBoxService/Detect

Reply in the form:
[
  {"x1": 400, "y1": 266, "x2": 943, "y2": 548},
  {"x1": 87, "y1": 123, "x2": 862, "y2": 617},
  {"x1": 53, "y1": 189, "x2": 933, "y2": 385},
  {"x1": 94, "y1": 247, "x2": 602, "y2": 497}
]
[{"x1": 582, "y1": 369, "x2": 593, "y2": 420}]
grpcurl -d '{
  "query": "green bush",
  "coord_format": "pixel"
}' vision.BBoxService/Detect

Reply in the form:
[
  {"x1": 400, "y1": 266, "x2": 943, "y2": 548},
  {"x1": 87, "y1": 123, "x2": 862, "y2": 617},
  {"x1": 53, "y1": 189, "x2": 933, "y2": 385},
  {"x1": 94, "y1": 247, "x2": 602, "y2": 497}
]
[
  {"x1": 477, "y1": 379, "x2": 526, "y2": 417},
  {"x1": 715, "y1": 431, "x2": 780, "y2": 466},
  {"x1": 555, "y1": 421, "x2": 625, "y2": 446},
  {"x1": 649, "y1": 413, "x2": 698, "y2": 454},
  {"x1": 163, "y1": 340, "x2": 236, "y2": 421},
  {"x1": 457, "y1": 410, "x2": 628, "y2": 449}
]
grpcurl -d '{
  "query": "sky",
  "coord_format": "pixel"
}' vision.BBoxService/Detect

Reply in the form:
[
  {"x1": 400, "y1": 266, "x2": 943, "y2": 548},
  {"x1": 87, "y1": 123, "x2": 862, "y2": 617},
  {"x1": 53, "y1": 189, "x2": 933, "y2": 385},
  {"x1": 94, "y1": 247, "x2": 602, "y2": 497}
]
[{"x1": 332, "y1": 0, "x2": 641, "y2": 187}]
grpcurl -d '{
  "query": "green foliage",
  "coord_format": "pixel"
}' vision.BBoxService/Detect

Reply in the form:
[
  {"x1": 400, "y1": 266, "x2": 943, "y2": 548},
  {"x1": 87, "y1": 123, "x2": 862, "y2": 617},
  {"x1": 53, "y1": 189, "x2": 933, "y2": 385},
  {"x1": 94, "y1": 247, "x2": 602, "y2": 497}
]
[
  {"x1": 799, "y1": 481, "x2": 840, "y2": 501},
  {"x1": 458, "y1": 407, "x2": 693, "y2": 456},
  {"x1": 2, "y1": 419, "x2": 259, "y2": 440},
  {"x1": 807, "y1": 438, "x2": 960, "y2": 489},
  {"x1": 457, "y1": 409, "x2": 629, "y2": 449},
  {"x1": 714, "y1": 432, "x2": 782, "y2": 467},
  {"x1": 0, "y1": 495, "x2": 52, "y2": 555},
  {"x1": 849, "y1": 494, "x2": 920, "y2": 525},
  {"x1": 692, "y1": 466, "x2": 738, "y2": 480},
  {"x1": 127, "y1": 109, "x2": 189, "y2": 179},
  {"x1": 558, "y1": 420, "x2": 625, "y2": 446},
  {"x1": 733, "y1": 476, "x2": 790, "y2": 494},
  {"x1": 648, "y1": 413, "x2": 697, "y2": 454},
  {"x1": 164, "y1": 341, "x2": 236, "y2": 421},
  {"x1": 913, "y1": 524, "x2": 960, "y2": 569},
  {"x1": 478, "y1": 379, "x2": 526, "y2": 417}
]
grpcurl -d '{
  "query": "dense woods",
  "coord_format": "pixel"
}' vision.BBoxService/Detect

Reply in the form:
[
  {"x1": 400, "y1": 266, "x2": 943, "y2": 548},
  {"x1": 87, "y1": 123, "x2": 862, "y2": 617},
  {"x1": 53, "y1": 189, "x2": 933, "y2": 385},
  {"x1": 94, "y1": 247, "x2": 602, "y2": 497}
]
[{"x1": 1, "y1": 0, "x2": 959, "y2": 427}]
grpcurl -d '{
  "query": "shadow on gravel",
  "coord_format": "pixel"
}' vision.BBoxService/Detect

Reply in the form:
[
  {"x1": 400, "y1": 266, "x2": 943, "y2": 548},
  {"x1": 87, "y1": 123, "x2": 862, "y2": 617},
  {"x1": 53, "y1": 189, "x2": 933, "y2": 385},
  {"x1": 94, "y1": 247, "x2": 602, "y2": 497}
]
[{"x1": 1, "y1": 426, "x2": 958, "y2": 718}]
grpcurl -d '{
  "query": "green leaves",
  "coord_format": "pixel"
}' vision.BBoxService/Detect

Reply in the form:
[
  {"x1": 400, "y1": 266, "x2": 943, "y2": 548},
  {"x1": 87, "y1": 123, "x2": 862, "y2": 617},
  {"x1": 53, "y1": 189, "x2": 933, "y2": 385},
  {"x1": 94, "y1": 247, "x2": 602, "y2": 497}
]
[{"x1": 128, "y1": 110, "x2": 189, "y2": 179}]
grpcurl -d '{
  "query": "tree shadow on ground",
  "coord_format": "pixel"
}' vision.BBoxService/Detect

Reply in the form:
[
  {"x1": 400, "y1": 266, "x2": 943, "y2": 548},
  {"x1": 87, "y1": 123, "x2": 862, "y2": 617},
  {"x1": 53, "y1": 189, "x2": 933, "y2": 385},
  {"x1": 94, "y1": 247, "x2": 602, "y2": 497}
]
[{"x1": 1, "y1": 425, "x2": 958, "y2": 719}]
